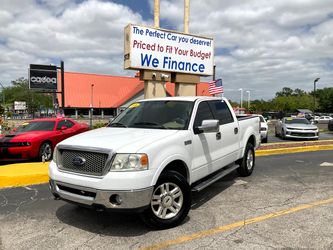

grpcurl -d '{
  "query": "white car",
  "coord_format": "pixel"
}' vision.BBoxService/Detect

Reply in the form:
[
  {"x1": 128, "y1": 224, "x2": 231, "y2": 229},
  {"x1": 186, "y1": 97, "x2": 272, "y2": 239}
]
[
  {"x1": 258, "y1": 115, "x2": 268, "y2": 143},
  {"x1": 275, "y1": 117, "x2": 319, "y2": 140},
  {"x1": 317, "y1": 116, "x2": 333, "y2": 124}
]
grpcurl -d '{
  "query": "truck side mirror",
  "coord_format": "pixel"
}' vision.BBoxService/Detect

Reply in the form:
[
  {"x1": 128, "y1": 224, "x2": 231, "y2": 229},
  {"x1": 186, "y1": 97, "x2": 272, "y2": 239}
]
[{"x1": 196, "y1": 119, "x2": 220, "y2": 134}]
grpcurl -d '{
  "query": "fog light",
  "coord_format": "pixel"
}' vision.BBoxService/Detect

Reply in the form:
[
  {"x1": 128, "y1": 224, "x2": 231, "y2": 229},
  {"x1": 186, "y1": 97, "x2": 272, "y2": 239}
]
[{"x1": 109, "y1": 194, "x2": 122, "y2": 206}]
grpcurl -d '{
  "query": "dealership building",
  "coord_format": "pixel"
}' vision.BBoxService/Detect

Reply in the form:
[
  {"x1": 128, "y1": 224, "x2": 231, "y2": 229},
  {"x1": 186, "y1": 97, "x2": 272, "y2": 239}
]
[{"x1": 56, "y1": 71, "x2": 211, "y2": 118}]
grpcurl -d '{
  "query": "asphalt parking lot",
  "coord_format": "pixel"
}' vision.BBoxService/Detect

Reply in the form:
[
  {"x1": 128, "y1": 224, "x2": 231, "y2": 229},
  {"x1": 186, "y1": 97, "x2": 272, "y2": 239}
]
[{"x1": 1, "y1": 150, "x2": 332, "y2": 249}]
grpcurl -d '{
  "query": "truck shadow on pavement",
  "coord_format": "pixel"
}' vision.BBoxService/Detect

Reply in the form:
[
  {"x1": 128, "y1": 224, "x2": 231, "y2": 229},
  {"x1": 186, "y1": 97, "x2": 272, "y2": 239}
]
[
  {"x1": 55, "y1": 171, "x2": 239, "y2": 234},
  {"x1": 55, "y1": 203, "x2": 150, "y2": 236},
  {"x1": 191, "y1": 171, "x2": 237, "y2": 209}
]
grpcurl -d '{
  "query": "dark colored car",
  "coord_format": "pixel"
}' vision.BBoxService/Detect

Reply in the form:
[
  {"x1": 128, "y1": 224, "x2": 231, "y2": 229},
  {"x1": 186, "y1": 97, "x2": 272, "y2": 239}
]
[
  {"x1": 328, "y1": 119, "x2": 333, "y2": 131},
  {"x1": 0, "y1": 118, "x2": 89, "y2": 161}
]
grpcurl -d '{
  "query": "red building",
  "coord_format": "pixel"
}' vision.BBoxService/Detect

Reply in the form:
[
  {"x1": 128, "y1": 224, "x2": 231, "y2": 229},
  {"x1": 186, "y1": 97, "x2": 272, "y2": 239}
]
[{"x1": 57, "y1": 72, "x2": 211, "y2": 117}]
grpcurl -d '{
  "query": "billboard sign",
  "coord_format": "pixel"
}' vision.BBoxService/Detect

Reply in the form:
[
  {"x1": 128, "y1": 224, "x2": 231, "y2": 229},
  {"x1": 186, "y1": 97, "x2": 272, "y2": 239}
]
[
  {"x1": 29, "y1": 64, "x2": 58, "y2": 90},
  {"x1": 124, "y1": 24, "x2": 214, "y2": 76},
  {"x1": 14, "y1": 101, "x2": 27, "y2": 110}
]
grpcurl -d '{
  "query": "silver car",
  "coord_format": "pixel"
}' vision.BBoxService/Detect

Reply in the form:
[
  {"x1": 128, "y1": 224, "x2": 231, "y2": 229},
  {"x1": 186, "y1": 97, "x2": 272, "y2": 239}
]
[{"x1": 275, "y1": 117, "x2": 319, "y2": 140}]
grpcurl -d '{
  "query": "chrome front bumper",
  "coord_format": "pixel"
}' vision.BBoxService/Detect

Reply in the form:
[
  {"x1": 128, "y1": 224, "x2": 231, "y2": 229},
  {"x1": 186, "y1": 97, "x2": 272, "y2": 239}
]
[{"x1": 49, "y1": 179, "x2": 154, "y2": 210}]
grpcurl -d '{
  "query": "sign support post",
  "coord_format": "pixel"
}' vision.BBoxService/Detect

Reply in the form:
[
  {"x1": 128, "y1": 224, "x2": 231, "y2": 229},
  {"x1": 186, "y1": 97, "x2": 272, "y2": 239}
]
[
  {"x1": 142, "y1": 0, "x2": 167, "y2": 99},
  {"x1": 175, "y1": 0, "x2": 200, "y2": 96}
]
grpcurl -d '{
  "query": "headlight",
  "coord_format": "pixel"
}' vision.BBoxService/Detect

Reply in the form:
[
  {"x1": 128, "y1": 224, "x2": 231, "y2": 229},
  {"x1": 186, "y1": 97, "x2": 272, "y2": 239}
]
[
  {"x1": 52, "y1": 146, "x2": 58, "y2": 163},
  {"x1": 110, "y1": 153, "x2": 148, "y2": 171}
]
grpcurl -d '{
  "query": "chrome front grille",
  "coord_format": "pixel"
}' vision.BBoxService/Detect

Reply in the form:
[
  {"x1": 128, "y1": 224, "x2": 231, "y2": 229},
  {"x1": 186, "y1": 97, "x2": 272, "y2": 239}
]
[{"x1": 59, "y1": 149, "x2": 110, "y2": 176}]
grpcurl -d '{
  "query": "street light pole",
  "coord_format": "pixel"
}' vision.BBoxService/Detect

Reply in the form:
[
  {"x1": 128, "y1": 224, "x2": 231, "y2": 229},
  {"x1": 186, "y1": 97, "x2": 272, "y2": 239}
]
[
  {"x1": 313, "y1": 78, "x2": 320, "y2": 112},
  {"x1": 239, "y1": 88, "x2": 243, "y2": 108},
  {"x1": 246, "y1": 90, "x2": 251, "y2": 109},
  {"x1": 90, "y1": 84, "x2": 94, "y2": 129}
]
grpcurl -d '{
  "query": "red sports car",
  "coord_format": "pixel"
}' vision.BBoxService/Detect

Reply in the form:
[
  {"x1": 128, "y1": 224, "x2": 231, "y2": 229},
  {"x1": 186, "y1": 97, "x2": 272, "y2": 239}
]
[{"x1": 0, "y1": 118, "x2": 89, "y2": 161}]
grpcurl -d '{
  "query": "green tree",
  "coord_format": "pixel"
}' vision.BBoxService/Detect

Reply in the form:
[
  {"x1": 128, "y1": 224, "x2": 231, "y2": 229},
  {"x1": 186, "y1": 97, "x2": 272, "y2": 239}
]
[
  {"x1": 275, "y1": 87, "x2": 293, "y2": 97},
  {"x1": 315, "y1": 88, "x2": 333, "y2": 113},
  {"x1": 3, "y1": 78, "x2": 53, "y2": 116}
]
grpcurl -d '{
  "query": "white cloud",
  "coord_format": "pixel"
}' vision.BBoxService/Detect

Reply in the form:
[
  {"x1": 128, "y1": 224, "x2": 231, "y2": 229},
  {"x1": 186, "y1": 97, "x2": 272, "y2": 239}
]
[
  {"x1": 0, "y1": 0, "x2": 332, "y2": 101},
  {"x1": 0, "y1": 0, "x2": 144, "y2": 86}
]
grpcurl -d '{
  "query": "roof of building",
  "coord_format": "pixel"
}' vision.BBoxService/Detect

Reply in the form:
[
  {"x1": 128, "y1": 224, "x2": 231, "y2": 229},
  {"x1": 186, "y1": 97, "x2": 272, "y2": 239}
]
[
  {"x1": 139, "y1": 96, "x2": 224, "y2": 102},
  {"x1": 297, "y1": 109, "x2": 313, "y2": 113},
  {"x1": 57, "y1": 72, "x2": 211, "y2": 108}
]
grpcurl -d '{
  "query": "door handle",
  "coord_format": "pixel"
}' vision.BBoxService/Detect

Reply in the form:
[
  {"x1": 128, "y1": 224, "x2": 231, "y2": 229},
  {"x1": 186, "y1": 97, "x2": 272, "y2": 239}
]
[
  {"x1": 216, "y1": 132, "x2": 221, "y2": 140},
  {"x1": 234, "y1": 127, "x2": 238, "y2": 134}
]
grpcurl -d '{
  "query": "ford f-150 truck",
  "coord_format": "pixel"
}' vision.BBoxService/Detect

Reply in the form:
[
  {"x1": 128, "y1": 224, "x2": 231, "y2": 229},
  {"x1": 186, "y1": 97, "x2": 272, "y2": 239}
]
[{"x1": 49, "y1": 96, "x2": 260, "y2": 229}]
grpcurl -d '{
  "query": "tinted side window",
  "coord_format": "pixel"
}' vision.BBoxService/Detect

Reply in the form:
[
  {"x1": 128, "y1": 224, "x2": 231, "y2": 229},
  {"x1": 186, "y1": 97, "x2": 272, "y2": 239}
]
[
  {"x1": 208, "y1": 100, "x2": 234, "y2": 125},
  {"x1": 193, "y1": 101, "x2": 214, "y2": 128},
  {"x1": 57, "y1": 120, "x2": 74, "y2": 130}
]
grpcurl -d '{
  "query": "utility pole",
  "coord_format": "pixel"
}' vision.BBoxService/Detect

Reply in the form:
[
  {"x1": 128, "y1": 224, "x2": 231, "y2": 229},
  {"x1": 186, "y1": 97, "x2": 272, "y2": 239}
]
[
  {"x1": 246, "y1": 90, "x2": 251, "y2": 109},
  {"x1": 90, "y1": 84, "x2": 94, "y2": 129},
  {"x1": 239, "y1": 88, "x2": 243, "y2": 108},
  {"x1": 313, "y1": 78, "x2": 320, "y2": 112},
  {"x1": 61, "y1": 61, "x2": 65, "y2": 114}
]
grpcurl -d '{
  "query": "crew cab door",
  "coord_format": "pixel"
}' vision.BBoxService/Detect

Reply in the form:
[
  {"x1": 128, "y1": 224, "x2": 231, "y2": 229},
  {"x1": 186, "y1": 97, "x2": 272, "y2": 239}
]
[
  {"x1": 191, "y1": 101, "x2": 219, "y2": 182},
  {"x1": 208, "y1": 100, "x2": 240, "y2": 170},
  {"x1": 191, "y1": 100, "x2": 240, "y2": 182}
]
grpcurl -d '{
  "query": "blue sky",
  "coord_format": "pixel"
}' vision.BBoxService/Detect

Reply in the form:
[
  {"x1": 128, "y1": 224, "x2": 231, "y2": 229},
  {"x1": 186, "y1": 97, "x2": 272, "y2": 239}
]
[{"x1": 0, "y1": 0, "x2": 333, "y2": 101}]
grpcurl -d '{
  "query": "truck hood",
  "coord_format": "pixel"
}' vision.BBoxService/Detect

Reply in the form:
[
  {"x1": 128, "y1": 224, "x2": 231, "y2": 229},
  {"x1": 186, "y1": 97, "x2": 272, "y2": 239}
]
[{"x1": 58, "y1": 127, "x2": 180, "y2": 152}]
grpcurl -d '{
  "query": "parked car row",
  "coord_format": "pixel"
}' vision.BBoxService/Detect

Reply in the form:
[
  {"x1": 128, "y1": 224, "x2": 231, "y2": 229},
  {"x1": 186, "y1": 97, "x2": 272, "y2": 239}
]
[
  {"x1": 313, "y1": 115, "x2": 333, "y2": 124},
  {"x1": 1, "y1": 112, "x2": 331, "y2": 163}
]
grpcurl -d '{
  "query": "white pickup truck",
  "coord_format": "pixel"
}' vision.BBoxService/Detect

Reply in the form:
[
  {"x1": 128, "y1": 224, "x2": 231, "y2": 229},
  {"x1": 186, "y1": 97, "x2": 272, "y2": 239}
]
[{"x1": 49, "y1": 96, "x2": 260, "y2": 229}]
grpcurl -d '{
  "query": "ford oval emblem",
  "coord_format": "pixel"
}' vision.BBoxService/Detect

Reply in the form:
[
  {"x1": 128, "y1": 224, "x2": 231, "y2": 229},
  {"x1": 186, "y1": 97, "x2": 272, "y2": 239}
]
[{"x1": 72, "y1": 156, "x2": 86, "y2": 166}]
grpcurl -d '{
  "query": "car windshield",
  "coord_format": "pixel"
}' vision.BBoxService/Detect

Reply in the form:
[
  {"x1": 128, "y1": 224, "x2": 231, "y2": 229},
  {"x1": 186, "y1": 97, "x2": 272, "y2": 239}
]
[
  {"x1": 108, "y1": 101, "x2": 194, "y2": 130},
  {"x1": 284, "y1": 118, "x2": 310, "y2": 124},
  {"x1": 16, "y1": 121, "x2": 56, "y2": 132}
]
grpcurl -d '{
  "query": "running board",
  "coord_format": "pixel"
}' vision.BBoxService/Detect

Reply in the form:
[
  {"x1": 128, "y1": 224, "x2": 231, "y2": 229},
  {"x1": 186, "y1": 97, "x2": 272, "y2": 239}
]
[{"x1": 191, "y1": 164, "x2": 239, "y2": 192}]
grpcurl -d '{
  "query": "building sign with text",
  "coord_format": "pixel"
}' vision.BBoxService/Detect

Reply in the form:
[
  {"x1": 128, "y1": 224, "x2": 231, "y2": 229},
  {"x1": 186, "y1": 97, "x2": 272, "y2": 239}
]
[
  {"x1": 14, "y1": 101, "x2": 27, "y2": 110},
  {"x1": 29, "y1": 64, "x2": 58, "y2": 90},
  {"x1": 124, "y1": 24, "x2": 214, "y2": 76}
]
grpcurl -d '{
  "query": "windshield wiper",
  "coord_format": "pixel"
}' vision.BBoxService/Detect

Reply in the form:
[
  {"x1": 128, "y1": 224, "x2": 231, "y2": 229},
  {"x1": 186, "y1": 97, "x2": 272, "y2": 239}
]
[
  {"x1": 132, "y1": 122, "x2": 165, "y2": 129},
  {"x1": 108, "y1": 122, "x2": 127, "y2": 128}
]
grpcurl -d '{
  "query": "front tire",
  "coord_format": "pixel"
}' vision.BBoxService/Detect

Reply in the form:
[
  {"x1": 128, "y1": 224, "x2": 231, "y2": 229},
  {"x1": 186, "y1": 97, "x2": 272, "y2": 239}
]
[
  {"x1": 281, "y1": 129, "x2": 286, "y2": 139},
  {"x1": 141, "y1": 170, "x2": 191, "y2": 229},
  {"x1": 237, "y1": 143, "x2": 255, "y2": 177},
  {"x1": 39, "y1": 142, "x2": 52, "y2": 161}
]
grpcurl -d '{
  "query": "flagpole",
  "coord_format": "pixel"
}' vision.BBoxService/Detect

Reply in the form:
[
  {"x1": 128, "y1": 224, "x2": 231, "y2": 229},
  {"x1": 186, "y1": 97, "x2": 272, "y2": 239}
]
[{"x1": 213, "y1": 64, "x2": 216, "y2": 97}]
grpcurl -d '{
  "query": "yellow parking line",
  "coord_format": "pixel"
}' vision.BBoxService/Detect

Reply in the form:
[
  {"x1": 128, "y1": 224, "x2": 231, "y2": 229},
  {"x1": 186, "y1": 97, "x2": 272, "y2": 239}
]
[{"x1": 141, "y1": 197, "x2": 333, "y2": 250}]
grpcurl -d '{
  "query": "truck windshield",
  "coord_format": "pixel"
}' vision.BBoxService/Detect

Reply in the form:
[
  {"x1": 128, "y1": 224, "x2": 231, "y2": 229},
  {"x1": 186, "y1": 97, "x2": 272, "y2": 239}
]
[{"x1": 108, "y1": 101, "x2": 193, "y2": 130}]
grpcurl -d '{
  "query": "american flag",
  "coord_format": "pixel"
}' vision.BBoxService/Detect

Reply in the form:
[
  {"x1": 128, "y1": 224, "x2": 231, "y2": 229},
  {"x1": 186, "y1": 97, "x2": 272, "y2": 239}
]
[{"x1": 208, "y1": 79, "x2": 223, "y2": 95}]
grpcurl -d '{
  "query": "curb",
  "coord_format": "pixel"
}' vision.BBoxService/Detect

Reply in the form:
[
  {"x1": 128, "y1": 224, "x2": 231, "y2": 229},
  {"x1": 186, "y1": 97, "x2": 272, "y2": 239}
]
[
  {"x1": 1, "y1": 144, "x2": 333, "y2": 189},
  {"x1": 0, "y1": 162, "x2": 49, "y2": 189}
]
